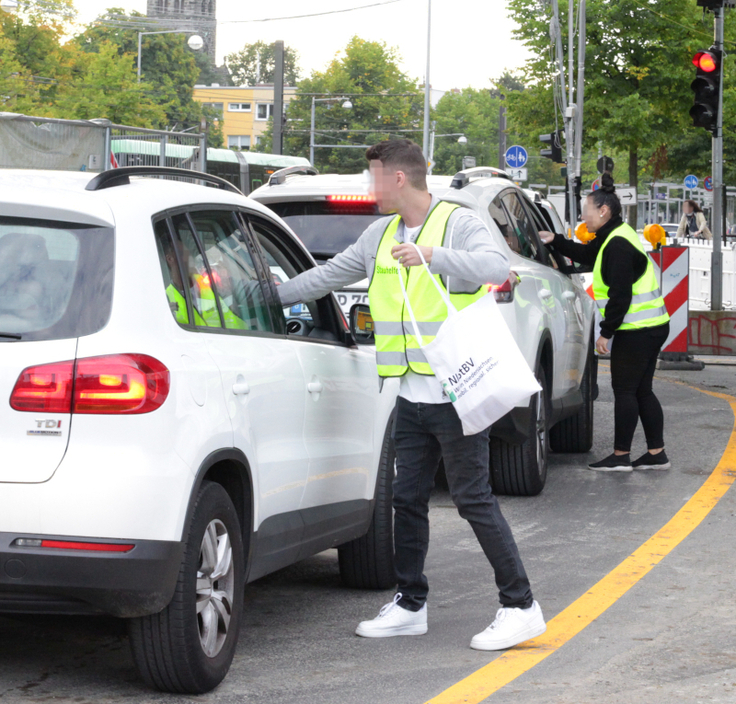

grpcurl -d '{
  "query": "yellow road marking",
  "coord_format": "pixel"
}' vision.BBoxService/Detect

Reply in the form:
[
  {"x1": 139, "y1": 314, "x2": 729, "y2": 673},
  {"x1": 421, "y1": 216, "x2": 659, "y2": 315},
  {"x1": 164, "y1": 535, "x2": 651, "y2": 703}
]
[{"x1": 426, "y1": 382, "x2": 736, "y2": 704}]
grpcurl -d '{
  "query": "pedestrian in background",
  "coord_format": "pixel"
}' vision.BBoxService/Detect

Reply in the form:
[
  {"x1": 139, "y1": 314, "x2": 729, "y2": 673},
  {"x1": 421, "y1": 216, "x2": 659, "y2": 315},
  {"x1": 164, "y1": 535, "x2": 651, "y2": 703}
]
[
  {"x1": 539, "y1": 173, "x2": 671, "y2": 472},
  {"x1": 677, "y1": 200, "x2": 711, "y2": 240},
  {"x1": 277, "y1": 139, "x2": 546, "y2": 650}
]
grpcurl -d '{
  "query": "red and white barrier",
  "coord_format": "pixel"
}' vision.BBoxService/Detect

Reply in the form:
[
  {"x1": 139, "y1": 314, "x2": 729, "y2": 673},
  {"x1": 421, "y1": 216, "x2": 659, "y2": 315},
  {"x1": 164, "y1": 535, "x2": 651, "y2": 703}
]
[{"x1": 649, "y1": 246, "x2": 689, "y2": 355}]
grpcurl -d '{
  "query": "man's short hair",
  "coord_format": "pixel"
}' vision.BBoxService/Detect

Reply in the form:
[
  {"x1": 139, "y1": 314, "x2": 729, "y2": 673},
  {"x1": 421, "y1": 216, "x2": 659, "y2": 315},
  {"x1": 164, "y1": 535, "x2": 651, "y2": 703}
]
[{"x1": 366, "y1": 139, "x2": 427, "y2": 190}]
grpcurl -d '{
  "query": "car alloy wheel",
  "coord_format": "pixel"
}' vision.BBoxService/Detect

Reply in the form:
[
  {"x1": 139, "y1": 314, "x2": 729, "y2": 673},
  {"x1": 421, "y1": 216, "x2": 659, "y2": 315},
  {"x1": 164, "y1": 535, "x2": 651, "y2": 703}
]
[{"x1": 197, "y1": 518, "x2": 235, "y2": 658}]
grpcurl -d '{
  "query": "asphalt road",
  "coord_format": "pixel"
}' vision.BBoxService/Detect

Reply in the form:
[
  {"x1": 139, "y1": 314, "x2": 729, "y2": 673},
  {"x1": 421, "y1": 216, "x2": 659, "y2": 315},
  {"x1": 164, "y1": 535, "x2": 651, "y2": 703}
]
[{"x1": 1, "y1": 363, "x2": 735, "y2": 704}]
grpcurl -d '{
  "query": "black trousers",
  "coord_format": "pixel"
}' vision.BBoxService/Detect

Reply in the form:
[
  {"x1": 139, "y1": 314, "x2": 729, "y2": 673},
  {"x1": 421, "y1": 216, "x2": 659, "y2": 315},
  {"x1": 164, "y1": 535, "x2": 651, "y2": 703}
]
[
  {"x1": 392, "y1": 397, "x2": 533, "y2": 612},
  {"x1": 609, "y1": 322, "x2": 670, "y2": 452}
]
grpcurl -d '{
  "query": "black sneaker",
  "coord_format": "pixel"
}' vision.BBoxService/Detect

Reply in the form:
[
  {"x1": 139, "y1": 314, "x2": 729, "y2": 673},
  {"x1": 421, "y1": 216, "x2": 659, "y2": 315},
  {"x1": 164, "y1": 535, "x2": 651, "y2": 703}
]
[
  {"x1": 632, "y1": 450, "x2": 671, "y2": 470},
  {"x1": 587, "y1": 453, "x2": 632, "y2": 472}
]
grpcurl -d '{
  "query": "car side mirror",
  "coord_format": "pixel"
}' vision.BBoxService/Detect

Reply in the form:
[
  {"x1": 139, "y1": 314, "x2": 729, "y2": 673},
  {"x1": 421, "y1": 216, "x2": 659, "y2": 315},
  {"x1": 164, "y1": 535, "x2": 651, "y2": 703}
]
[{"x1": 349, "y1": 303, "x2": 374, "y2": 344}]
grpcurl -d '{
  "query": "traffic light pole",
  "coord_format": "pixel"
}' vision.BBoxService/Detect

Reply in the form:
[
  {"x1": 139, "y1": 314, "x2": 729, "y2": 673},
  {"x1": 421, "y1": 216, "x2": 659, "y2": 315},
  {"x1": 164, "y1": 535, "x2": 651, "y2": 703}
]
[{"x1": 711, "y1": 4, "x2": 724, "y2": 311}]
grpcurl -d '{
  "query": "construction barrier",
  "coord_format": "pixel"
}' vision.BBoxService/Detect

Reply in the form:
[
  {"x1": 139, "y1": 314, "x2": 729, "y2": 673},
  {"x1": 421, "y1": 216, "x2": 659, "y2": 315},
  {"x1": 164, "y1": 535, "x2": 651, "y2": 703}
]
[{"x1": 650, "y1": 245, "x2": 690, "y2": 358}]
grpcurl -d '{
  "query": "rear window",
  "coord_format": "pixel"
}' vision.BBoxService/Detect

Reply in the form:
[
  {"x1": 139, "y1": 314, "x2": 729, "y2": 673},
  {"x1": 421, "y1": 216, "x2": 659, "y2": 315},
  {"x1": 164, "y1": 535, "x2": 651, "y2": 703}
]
[
  {"x1": 0, "y1": 217, "x2": 113, "y2": 342},
  {"x1": 267, "y1": 201, "x2": 382, "y2": 260}
]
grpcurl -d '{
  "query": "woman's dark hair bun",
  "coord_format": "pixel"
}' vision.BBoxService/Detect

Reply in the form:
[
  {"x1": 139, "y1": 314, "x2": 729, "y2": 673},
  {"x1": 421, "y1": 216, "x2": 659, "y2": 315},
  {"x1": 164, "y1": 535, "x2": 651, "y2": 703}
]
[{"x1": 600, "y1": 171, "x2": 616, "y2": 193}]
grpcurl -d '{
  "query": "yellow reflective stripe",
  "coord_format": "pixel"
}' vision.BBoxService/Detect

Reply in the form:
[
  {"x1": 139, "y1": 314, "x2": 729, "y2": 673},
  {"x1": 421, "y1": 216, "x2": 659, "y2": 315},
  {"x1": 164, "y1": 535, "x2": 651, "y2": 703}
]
[
  {"x1": 623, "y1": 305, "x2": 668, "y2": 324},
  {"x1": 376, "y1": 351, "x2": 408, "y2": 366},
  {"x1": 374, "y1": 321, "x2": 444, "y2": 336},
  {"x1": 406, "y1": 348, "x2": 428, "y2": 363},
  {"x1": 596, "y1": 289, "x2": 663, "y2": 309}
]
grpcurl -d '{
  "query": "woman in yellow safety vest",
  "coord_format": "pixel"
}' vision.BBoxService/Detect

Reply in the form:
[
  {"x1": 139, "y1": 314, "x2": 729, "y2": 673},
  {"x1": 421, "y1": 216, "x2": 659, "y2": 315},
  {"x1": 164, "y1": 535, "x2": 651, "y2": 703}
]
[{"x1": 540, "y1": 172, "x2": 671, "y2": 472}]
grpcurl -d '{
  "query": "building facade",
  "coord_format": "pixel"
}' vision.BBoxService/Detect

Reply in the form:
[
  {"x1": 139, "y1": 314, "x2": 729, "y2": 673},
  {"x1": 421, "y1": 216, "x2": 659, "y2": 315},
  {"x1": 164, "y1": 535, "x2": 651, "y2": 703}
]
[
  {"x1": 146, "y1": 0, "x2": 217, "y2": 62},
  {"x1": 193, "y1": 85, "x2": 297, "y2": 151}
]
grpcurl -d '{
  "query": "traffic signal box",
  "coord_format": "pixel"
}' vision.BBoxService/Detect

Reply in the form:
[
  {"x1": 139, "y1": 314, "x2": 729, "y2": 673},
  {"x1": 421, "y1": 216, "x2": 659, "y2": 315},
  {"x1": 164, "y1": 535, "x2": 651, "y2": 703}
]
[
  {"x1": 690, "y1": 48, "x2": 721, "y2": 133},
  {"x1": 539, "y1": 130, "x2": 564, "y2": 163}
]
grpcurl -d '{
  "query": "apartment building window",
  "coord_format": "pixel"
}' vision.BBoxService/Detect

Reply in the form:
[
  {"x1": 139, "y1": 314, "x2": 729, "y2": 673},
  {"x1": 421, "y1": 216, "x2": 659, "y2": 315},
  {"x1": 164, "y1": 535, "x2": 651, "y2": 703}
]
[
  {"x1": 228, "y1": 135, "x2": 251, "y2": 149},
  {"x1": 256, "y1": 103, "x2": 274, "y2": 121},
  {"x1": 201, "y1": 102, "x2": 224, "y2": 116},
  {"x1": 228, "y1": 103, "x2": 252, "y2": 112}
]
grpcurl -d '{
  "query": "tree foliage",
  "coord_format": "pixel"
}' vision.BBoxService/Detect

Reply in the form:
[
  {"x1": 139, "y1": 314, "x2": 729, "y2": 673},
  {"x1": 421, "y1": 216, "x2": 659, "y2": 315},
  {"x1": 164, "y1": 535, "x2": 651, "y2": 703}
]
[
  {"x1": 272, "y1": 36, "x2": 422, "y2": 173},
  {"x1": 225, "y1": 40, "x2": 300, "y2": 86},
  {"x1": 507, "y1": 0, "x2": 736, "y2": 199},
  {"x1": 431, "y1": 88, "x2": 501, "y2": 176},
  {"x1": 75, "y1": 8, "x2": 223, "y2": 141},
  {"x1": 0, "y1": 5, "x2": 222, "y2": 142}
]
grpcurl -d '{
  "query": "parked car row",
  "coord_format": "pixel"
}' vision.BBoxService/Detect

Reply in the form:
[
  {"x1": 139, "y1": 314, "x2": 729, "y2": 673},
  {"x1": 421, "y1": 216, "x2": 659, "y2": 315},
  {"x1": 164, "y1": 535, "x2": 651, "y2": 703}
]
[{"x1": 1, "y1": 162, "x2": 594, "y2": 694}]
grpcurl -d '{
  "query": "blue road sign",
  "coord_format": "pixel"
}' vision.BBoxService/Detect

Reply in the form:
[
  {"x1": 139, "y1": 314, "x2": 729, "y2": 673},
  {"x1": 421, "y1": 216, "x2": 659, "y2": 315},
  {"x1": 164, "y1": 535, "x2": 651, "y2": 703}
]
[
  {"x1": 684, "y1": 174, "x2": 699, "y2": 190},
  {"x1": 704, "y1": 176, "x2": 713, "y2": 192},
  {"x1": 505, "y1": 145, "x2": 528, "y2": 168}
]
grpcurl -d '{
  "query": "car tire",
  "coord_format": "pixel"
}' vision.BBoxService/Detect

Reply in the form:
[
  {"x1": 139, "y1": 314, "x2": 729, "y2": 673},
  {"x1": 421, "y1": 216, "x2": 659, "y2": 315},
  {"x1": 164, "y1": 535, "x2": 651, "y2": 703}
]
[
  {"x1": 128, "y1": 481, "x2": 244, "y2": 694},
  {"x1": 490, "y1": 367, "x2": 549, "y2": 497},
  {"x1": 550, "y1": 345, "x2": 594, "y2": 453},
  {"x1": 338, "y1": 421, "x2": 395, "y2": 590}
]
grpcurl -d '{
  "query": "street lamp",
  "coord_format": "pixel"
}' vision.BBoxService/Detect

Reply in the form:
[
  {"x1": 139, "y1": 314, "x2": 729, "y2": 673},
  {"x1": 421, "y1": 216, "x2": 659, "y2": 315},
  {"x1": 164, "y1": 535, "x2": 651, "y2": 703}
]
[
  {"x1": 137, "y1": 30, "x2": 204, "y2": 82},
  {"x1": 310, "y1": 96, "x2": 353, "y2": 164}
]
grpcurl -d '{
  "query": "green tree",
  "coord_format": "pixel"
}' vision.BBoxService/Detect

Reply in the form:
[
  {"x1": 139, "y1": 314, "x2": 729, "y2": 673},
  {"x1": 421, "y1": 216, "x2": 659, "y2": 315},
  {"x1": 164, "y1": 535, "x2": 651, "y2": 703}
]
[
  {"x1": 75, "y1": 8, "x2": 223, "y2": 143},
  {"x1": 272, "y1": 36, "x2": 421, "y2": 172},
  {"x1": 226, "y1": 40, "x2": 300, "y2": 86},
  {"x1": 506, "y1": 0, "x2": 731, "y2": 224},
  {"x1": 431, "y1": 88, "x2": 502, "y2": 176},
  {"x1": 0, "y1": 0, "x2": 79, "y2": 108},
  {"x1": 52, "y1": 41, "x2": 166, "y2": 126}
]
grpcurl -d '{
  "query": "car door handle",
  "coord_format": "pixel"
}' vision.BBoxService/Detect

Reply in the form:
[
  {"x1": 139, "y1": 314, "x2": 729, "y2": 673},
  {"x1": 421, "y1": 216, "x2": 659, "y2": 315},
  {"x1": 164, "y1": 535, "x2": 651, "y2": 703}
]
[
  {"x1": 232, "y1": 382, "x2": 251, "y2": 395},
  {"x1": 538, "y1": 288, "x2": 553, "y2": 300},
  {"x1": 307, "y1": 380, "x2": 323, "y2": 394},
  {"x1": 562, "y1": 290, "x2": 577, "y2": 300}
]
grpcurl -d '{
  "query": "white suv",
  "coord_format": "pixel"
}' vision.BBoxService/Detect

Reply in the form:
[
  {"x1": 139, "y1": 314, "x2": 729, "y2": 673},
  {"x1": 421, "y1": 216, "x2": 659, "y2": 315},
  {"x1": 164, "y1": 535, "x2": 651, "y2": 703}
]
[
  {"x1": 251, "y1": 165, "x2": 597, "y2": 496},
  {"x1": 0, "y1": 167, "x2": 397, "y2": 693}
]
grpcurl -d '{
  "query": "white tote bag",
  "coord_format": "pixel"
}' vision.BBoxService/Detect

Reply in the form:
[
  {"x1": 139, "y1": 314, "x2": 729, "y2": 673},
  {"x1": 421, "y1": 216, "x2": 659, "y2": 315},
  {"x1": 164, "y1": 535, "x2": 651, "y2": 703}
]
[{"x1": 399, "y1": 246, "x2": 541, "y2": 436}]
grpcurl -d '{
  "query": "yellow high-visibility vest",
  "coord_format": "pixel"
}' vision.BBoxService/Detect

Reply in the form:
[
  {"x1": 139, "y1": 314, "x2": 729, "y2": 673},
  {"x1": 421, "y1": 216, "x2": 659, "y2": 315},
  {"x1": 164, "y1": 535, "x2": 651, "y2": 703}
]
[
  {"x1": 368, "y1": 201, "x2": 487, "y2": 377},
  {"x1": 592, "y1": 222, "x2": 669, "y2": 331},
  {"x1": 166, "y1": 284, "x2": 206, "y2": 326}
]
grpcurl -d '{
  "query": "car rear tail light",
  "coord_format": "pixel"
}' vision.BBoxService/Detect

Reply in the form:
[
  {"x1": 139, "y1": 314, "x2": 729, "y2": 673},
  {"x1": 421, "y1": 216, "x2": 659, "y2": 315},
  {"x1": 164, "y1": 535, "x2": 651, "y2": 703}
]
[
  {"x1": 326, "y1": 194, "x2": 375, "y2": 203},
  {"x1": 10, "y1": 354, "x2": 169, "y2": 415},
  {"x1": 488, "y1": 271, "x2": 520, "y2": 303},
  {"x1": 9, "y1": 361, "x2": 74, "y2": 412},
  {"x1": 12, "y1": 538, "x2": 134, "y2": 552},
  {"x1": 74, "y1": 354, "x2": 169, "y2": 414}
]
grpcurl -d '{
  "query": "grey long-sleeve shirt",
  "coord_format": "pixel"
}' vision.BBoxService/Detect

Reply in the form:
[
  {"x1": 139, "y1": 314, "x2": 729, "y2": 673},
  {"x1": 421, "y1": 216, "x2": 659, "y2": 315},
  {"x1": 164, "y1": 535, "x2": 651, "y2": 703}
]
[{"x1": 277, "y1": 195, "x2": 510, "y2": 307}]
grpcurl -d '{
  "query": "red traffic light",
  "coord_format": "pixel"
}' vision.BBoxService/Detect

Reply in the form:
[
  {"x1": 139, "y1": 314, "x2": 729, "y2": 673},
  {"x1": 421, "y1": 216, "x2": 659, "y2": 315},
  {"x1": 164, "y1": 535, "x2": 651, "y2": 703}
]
[{"x1": 693, "y1": 51, "x2": 718, "y2": 72}]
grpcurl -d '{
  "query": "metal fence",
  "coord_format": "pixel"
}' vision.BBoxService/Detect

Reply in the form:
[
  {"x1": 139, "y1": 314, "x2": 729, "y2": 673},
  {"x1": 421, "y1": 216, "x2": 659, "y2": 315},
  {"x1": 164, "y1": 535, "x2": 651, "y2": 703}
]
[{"x1": 0, "y1": 113, "x2": 206, "y2": 173}]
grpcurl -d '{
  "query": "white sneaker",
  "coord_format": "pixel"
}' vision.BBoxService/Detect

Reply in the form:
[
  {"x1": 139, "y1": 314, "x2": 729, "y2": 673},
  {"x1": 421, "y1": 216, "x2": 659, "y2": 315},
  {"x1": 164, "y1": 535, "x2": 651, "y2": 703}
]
[
  {"x1": 355, "y1": 593, "x2": 428, "y2": 638},
  {"x1": 470, "y1": 600, "x2": 546, "y2": 651}
]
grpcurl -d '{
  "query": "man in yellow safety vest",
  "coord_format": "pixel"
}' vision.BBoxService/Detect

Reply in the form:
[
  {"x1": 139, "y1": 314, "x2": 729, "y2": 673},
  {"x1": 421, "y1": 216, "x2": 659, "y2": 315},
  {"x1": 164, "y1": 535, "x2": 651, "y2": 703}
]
[{"x1": 277, "y1": 139, "x2": 547, "y2": 651}]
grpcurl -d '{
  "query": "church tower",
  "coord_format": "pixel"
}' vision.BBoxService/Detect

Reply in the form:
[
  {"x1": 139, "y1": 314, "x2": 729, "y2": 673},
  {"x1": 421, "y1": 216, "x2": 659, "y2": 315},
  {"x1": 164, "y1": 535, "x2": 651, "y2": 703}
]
[{"x1": 146, "y1": 0, "x2": 217, "y2": 63}]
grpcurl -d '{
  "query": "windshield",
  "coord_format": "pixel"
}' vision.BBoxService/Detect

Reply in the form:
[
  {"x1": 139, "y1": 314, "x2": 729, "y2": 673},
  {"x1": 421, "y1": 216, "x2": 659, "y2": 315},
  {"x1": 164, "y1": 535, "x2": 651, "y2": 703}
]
[
  {"x1": 267, "y1": 201, "x2": 382, "y2": 260},
  {"x1": 0, "y1": 217, "x2": 114, "y2": 341}
]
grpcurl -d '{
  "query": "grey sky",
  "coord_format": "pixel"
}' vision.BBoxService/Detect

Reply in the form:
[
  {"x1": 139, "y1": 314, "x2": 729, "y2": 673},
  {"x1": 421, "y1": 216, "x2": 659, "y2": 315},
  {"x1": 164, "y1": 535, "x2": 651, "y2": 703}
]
[{"x1": 70, "y1": 0, "x2": 531, "y2": 91}]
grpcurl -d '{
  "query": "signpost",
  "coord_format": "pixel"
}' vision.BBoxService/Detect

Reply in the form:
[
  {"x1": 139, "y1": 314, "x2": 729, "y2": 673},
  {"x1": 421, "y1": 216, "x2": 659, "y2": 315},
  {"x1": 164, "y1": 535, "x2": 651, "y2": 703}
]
[
  {"x1": 684, "y1": 174, "x2": 699, "y2": 189},
  {"x1": 504, "y1": 145, "x2": 528, "y2": 169},
  {"x1": 704, "y1": 175, "x2": 713, "y2": 191},
  {"x1": 617, "y1": 187, "x2": 637, "y2": 206},
  {"x1": 508, "y1": 167, "x2": 528, "y2": 181},
  {"x1": 591, "y1": 179, "x2": 600, "y2": 191}
]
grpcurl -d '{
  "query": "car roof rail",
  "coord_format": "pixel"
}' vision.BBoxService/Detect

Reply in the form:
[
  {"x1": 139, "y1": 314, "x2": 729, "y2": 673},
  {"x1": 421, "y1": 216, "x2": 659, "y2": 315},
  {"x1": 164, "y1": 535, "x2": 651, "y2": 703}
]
[
  {"x1": 85, "y1": 166, "x2": 243, "y2": 194},
  {"x1": 268, "y1": 165, "x2": 319, "y2": 186},
  {"x1": 450, "y1": 166, "x2": 511, "y2": 189}
]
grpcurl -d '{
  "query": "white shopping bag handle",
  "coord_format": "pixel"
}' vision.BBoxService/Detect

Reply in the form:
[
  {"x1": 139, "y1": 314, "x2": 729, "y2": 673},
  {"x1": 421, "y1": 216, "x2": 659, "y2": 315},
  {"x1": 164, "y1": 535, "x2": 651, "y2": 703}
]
[{"x1": 397, "y1": 240, "x2": 457, "y2": 347}]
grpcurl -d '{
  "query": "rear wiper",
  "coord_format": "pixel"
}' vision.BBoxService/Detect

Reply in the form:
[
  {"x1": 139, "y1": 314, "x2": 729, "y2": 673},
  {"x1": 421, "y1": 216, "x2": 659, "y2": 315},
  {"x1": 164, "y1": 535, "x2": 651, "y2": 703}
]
[{"x1": 0, "y1": 332, "x2": 22, "y2": 340}]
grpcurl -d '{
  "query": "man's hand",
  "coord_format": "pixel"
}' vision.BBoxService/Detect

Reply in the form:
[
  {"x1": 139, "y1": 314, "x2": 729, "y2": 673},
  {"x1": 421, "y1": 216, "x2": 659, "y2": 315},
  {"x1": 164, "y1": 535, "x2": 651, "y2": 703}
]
[
  {"x1": 538, "y1": 230, "x2": 556, "y2": 245},
  {"x1": 392, "y1": 243, "x2": 433, "y2": 267},
  {"x1": 595, "y1": 335, "x2": 611, "y2": 355}
]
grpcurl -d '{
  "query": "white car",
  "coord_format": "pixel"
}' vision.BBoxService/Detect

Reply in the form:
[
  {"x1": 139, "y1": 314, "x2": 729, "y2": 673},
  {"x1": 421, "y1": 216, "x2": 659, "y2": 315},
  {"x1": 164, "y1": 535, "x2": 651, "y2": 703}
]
[
  {"x1": 0, "y1": 167, "x2": 397, "y2": 693},
  {"x1": 251, "y1": 165, "x2": 597, "y2": 496}
]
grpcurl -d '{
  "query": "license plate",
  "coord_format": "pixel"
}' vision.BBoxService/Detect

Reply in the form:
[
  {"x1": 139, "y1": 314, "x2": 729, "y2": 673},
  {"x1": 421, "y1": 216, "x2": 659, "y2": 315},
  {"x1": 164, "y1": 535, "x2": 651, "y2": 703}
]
[{"x1": 336, "y1": 291, "x2": 369, "y2": 317}]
